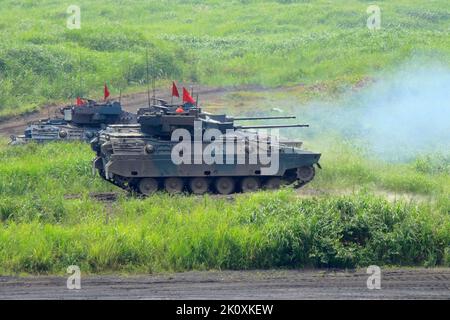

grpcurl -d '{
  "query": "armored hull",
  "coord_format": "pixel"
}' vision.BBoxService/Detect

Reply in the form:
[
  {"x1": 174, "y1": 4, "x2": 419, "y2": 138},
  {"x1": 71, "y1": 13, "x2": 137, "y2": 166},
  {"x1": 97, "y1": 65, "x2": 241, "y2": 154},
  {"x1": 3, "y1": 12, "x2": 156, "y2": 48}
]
[
  {"x1": 91, "y1": 105, "x2": 321, "y2": 195},
  {"x1": 12, "y1": 122, "x2": 101, "y2": 144}
]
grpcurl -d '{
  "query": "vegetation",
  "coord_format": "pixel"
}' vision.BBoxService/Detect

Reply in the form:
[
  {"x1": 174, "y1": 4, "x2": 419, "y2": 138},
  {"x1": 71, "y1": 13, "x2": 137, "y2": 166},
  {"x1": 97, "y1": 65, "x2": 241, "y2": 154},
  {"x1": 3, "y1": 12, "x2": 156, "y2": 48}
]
[
  {"x1": 0, "y1": 0, "x2": 448, "y2": 275},
  {"x1": 0, "y1": 140, "x2": 448, "y2": 274},
  {"x1": 1, "y1": 0, "x2": 450, "y2": 117}
]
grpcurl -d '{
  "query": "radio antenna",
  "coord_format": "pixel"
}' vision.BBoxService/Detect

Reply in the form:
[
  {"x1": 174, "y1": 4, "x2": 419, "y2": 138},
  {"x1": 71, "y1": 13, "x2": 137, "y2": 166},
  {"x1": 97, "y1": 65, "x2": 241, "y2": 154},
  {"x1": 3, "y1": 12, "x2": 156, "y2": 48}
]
[
  {"x1": 146, "y1": 48, "x2": 151, "y2": 108},
  {"x1": 152, "y1": 56, "x2": 156, "y2": 104}
]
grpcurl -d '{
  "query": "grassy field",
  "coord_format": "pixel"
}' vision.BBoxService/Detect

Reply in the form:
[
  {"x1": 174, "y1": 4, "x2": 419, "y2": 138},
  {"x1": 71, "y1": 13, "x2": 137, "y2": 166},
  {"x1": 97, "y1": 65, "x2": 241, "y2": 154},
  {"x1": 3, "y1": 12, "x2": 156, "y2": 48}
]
[
  {"x1": 0, "y1": 0, "x2": 449, "y2": 275},
  {"x1": 1, "y1": 0, "x2": 450, "y2": 117},
  {"x1": 0, "y1": 139, "x2": 448, "y2": 274}
]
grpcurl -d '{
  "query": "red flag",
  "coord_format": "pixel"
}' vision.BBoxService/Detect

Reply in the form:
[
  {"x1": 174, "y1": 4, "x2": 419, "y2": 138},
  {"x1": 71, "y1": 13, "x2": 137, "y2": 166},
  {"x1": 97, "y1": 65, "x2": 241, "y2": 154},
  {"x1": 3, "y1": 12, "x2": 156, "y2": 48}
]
[
  {"x1": 76, "y1": 97, "x2": 84, "y2": 106},
  {"x1": 182, "y1": 87, "x2": 196, "y2": 104},
  {"x1": 104, "y1": 83, "x2": 110, "y2": 100},
  {"x1": 172, "y1": 82, "x2": 180, "y2": 98}
]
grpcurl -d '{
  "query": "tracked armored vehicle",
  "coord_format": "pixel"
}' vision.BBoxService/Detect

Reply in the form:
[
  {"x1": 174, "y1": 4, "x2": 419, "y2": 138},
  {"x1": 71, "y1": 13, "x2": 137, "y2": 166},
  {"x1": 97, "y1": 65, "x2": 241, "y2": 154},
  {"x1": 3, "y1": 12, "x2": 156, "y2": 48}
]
[
  {"x1": 9, "y1": 99, "x2": 136, "y2": 145},
  {"x1": 91, "y1": 101, "x2": 321, "y2": 195}
]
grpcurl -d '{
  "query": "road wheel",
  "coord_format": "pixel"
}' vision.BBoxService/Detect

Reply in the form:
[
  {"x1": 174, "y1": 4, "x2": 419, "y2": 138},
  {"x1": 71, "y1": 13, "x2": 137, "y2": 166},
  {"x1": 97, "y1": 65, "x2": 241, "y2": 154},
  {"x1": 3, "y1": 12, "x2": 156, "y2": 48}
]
[
  {"x1": 138, "y1": 178, "x2": 159, "y2": 195},
  {"x1": 59, "y1": 130, "x2": 67, "y2": 138},
  {"x1": 164, "y1": 177, "x2": 184, "y2": 194},
  {"x1": 215, "y1": 177, "x2": 235, "y2": 195},
  {"x1": 297, "y1": 166, "x2": 315, "y2": 182},
  {"x1": 264, "y1": 177, "x2": 281, "y2": 190},
  {"x1": 189, "y1": 177, "x2": 209, "y2": 195},
  {"x1": 241, "y1": 177, "x2": 260, "y2": 193}
]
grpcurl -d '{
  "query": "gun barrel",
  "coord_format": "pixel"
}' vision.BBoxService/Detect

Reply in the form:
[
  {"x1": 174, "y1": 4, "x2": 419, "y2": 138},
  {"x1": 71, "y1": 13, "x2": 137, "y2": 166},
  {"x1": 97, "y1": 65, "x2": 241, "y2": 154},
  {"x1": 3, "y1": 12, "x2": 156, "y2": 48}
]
[
  {"x1": 237, "y1": 124, "x2": 309, "y2": 129},
  {"x1": 233, "y1": 116, "x2": 296, "y2": 121}
]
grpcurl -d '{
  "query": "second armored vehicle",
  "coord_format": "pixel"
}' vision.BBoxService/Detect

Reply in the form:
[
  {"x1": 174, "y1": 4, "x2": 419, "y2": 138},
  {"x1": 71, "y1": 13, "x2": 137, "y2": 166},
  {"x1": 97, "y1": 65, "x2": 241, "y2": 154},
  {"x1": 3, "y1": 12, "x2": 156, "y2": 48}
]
[{"x1": 9, "y1": 99, "x2": 136, "y2": 145}]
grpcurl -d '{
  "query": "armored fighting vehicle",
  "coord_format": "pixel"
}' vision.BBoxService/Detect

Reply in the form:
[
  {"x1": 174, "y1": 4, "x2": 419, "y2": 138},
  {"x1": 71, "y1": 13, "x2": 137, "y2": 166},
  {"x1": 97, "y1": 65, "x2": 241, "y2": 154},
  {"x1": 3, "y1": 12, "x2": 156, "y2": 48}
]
[
  {"x1": 91, "y1": 100, "x2": 321, "y2": 195},
  {"x1": 9, "y1": 99, "x2": 136, "y2": 145}
]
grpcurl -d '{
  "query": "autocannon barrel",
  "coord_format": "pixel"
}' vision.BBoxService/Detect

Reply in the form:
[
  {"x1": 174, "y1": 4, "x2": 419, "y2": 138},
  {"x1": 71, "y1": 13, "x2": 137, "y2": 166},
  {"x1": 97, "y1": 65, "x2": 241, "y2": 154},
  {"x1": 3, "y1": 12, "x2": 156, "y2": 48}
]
[
  {"x1": 236, "y1": 124, "x2": 309, "y2": 129},
  {"x1": 232, "y1": 116, "x2": 296, "y2": 120}
]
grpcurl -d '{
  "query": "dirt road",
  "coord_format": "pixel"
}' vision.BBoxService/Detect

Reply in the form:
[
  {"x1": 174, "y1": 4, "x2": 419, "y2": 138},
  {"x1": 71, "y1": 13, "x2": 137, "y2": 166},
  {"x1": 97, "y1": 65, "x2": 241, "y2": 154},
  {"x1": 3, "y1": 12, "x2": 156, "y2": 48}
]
[{"x1": 1, "y1": 269, "x2": 449, "y2": 300}]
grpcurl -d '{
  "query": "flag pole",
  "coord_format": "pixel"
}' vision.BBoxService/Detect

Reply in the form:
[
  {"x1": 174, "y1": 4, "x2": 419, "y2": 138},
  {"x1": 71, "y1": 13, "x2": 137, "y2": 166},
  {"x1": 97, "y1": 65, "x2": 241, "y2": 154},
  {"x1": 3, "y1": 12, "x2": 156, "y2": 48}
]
[{"x1": 78, "y1": 50, "x2": 82, "y2": 100}]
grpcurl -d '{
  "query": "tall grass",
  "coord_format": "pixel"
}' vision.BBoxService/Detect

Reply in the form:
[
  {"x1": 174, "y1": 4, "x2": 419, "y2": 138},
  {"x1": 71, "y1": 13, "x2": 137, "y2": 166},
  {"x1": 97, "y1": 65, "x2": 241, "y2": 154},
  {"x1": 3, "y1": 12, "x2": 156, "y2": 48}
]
[
  {"x1": 0, "y1": 140, "x2": 448, "y2": 274},
  {"x1": 0, "y1": 191, "x2": 448, "y2": 274},
  {"x1": 1, "y1": 0, "x2": 449, "y2": 117}
]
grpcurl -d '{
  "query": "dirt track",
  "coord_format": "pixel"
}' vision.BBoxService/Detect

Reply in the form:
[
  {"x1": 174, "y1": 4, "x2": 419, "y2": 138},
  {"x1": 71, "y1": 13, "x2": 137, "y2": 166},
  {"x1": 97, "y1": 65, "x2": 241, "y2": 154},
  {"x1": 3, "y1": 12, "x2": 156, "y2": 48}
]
[{"x1": 1, "y1": 269, "x2": 449, "y2": 300}]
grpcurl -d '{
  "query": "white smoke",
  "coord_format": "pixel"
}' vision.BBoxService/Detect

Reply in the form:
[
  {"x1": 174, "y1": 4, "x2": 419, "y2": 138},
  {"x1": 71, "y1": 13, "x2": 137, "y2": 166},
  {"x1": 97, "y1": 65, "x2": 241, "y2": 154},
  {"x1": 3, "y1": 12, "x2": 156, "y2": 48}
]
[{"x1": 291, "y1": 61, "x2": 450, "y2": 161}]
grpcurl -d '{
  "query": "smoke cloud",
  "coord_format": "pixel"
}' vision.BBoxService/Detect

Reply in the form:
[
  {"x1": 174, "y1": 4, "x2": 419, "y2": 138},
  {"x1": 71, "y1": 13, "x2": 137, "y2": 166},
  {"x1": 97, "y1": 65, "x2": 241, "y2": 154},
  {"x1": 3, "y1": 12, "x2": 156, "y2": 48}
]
[{"x1": 291, "y1": 62, "x2": 450, "y2": 161}]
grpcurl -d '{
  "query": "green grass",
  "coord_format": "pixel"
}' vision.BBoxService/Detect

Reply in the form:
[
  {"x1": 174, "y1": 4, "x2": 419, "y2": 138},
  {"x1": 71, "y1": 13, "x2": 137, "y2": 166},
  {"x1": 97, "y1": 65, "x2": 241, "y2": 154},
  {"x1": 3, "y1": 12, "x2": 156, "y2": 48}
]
[
  {"x1": 0, "y1": 0, "x2": 449, "y2": 274},
  {"x1": 0, "y1": 139, "x2": 448, "y2": 274},
  {"x1": 1, "y1": 0, "x2": 450, "y2": 117},
  {"x1": 309, "y1": 140, "x2": 450, "y2": 198},
  {"x1": 1, "y1": 192, "x2": 449, "y2": 274}
]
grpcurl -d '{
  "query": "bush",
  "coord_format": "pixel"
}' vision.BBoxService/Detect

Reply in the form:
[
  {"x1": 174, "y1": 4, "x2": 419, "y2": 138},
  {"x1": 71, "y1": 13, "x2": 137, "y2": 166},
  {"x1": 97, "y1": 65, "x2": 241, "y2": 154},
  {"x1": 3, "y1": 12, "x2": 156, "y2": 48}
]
[{"x1": 0, "y1": 191, "x2": 448, "y2": 274}]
